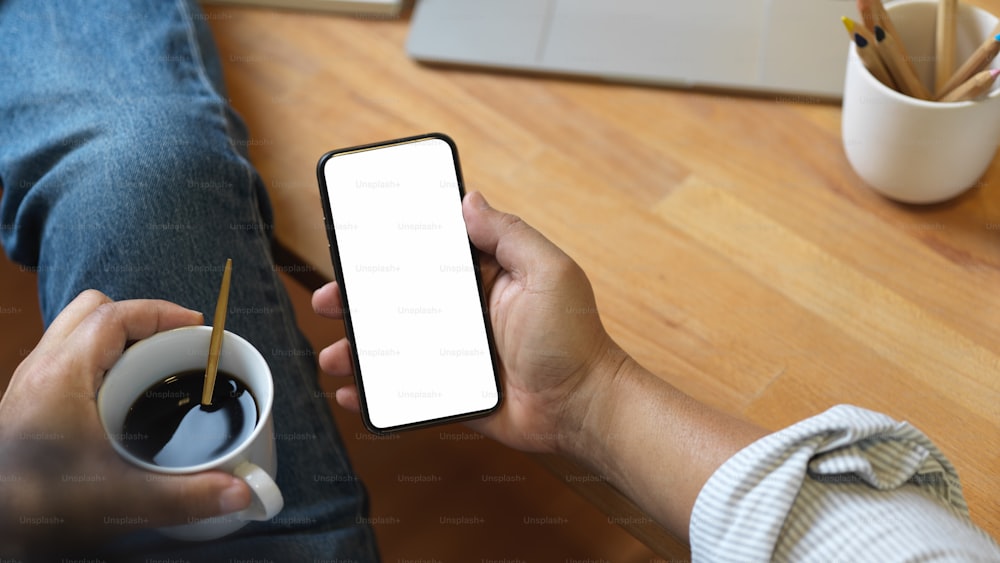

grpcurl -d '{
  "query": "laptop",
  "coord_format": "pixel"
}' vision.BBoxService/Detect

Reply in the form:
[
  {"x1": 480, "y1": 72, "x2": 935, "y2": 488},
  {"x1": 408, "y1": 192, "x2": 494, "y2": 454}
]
[
  {"x1": 407, "y1": 0, "x2": 857, "y2": 100},
  {"x1": 203, "y1": 0, "x2": 402, "y2": 16}
]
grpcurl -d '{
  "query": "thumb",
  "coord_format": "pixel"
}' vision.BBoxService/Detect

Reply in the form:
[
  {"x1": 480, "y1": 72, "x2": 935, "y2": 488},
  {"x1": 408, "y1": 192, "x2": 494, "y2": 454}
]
[
  {"x1": 138, "y1": 470, "x2": 252, "y2": 527},
  {"x1": 463, "y1": 191, "x2": 568, "y2": 276}
]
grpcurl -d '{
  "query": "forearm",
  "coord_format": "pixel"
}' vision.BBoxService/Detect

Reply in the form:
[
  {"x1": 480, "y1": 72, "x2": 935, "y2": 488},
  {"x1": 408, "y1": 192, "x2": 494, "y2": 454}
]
[{"x1": 559, "y1": 348, "x2": 767, "y2": 542}]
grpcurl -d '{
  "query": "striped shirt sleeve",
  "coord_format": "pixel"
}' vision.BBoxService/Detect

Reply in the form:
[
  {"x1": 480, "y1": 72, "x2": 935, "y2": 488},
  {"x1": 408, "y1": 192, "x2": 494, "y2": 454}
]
[{"x1": 689, "y1": 404, "x2": 1000, "y2": 562}]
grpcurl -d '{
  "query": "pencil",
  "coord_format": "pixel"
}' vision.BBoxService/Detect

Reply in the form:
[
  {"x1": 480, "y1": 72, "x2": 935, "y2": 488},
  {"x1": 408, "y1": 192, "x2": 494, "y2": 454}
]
[
  {"x1": 939, "y1": 68, "x2": 1000, "y2": 102},
  {"x1": 857, "y1": 0, "x2": 909, "y2": 54},
  {"x1": 856, "y1": 0, "x2": 885, "y2": 32},
  {"x1": 937, "y1": 31, "x2": 1000, "y2": 99},
  {"x1": 843, "y1": 17, "x2": 896, "y2": 89},
  {"x1": 874, "y1": 25, "x2": 933, "y2": 99},
  {"x1": 858, "y1": 0, "x2": 925, "y2": 90},
  {"x1": 935, "y1": 0, "x2": 958, "y2": 95}
]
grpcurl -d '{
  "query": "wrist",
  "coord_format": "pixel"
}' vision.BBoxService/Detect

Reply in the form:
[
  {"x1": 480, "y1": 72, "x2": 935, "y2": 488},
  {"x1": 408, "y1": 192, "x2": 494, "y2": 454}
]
[{"x1": 554, "y1": 337, "x2": 636, "y2": 467}]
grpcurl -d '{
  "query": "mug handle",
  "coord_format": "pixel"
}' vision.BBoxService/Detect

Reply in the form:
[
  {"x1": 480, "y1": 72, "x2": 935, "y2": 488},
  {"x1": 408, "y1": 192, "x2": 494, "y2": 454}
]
[{"x1": 233, "y1": 461, "x2": 284, "y2": 521}]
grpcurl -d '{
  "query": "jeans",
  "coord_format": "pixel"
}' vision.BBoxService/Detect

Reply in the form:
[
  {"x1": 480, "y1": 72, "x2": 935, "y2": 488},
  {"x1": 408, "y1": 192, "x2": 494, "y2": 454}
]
[{"x1": 0, "y1": 0, "x2": 378, "y2": 560}]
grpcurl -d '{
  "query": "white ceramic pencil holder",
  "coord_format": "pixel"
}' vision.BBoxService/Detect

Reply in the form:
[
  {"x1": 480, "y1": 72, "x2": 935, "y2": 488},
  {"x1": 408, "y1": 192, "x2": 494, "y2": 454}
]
[{"x1": 842, "y1": 0, "x2": 1000, "y2": 204}]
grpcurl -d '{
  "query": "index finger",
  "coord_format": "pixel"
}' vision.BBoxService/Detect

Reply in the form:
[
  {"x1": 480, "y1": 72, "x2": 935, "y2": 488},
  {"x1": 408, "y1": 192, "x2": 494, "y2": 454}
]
[
  {"x1": 36, "y1": 290, "x2": 114, "y2": 348},
  {"x1": 61, "y1": 299, "x2": 204, "y2": 391}
]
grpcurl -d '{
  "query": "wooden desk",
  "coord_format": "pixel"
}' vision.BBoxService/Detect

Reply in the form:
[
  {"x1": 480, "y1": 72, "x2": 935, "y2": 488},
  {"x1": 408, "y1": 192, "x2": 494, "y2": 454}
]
[{"x1": 207, "y1": 3, "x2": 1000, "y2": 558}]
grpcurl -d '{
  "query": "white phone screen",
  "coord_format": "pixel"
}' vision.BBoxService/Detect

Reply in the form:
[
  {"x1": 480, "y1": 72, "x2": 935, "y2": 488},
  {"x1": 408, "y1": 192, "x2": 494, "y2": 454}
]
[{"x1": 318, "y1": 134, "x2": 501, "y2": 432}]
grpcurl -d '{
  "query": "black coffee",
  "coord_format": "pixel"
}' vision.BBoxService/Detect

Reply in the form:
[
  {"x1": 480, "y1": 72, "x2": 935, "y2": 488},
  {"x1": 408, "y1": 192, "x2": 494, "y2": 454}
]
[{"x1": 121, "y1": 369, "x2": 258, "y2": 468}]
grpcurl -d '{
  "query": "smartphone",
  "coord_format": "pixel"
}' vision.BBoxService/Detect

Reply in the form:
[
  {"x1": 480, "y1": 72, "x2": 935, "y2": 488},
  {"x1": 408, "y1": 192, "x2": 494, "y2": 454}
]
[{"x1": 316, "y1": 133, "x2": 502, "y2": 433}]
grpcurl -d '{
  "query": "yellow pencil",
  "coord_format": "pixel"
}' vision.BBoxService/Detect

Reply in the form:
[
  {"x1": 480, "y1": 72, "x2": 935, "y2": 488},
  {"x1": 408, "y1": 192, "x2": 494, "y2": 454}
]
[
  {"x1": 843, "y1": 17, "x2": 896, "y2": 89},
  {"x1": 937, "y1": 28, "x2": 1000, "y2": 99},
  {"x1": 935, "y1": 0, "x2": 958, "y2": 95},
  {"x1": 939, "y1": 68, "x2": 1000, "y2": 102},
  {"x1": 874, "y1": 25, "x2": 933, "y2": 99}
]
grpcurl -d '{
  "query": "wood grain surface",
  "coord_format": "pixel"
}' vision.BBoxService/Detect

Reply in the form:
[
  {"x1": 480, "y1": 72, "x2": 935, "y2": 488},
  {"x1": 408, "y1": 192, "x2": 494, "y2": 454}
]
[{"x1": 201, "y1": 2, "x2": 1000, "y2": 558}]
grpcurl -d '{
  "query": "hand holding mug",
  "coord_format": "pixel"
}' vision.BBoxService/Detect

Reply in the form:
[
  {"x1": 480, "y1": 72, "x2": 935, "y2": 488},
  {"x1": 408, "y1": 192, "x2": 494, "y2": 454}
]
[{"x1": 0, "y1": 291, "x2": 252, "y2": 552}]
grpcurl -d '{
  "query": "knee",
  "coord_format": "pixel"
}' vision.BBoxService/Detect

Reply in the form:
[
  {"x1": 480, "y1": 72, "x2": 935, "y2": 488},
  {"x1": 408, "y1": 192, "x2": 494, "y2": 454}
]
[
  {"x1": 55, "y1": 98, "x2": 268, "y2": 240},
  {"x1": 103, "y1": 100, "x2": 257, "y2": 212},
  {"x1": 15, "y1": 98, "x2": 271, "y2": 324}
]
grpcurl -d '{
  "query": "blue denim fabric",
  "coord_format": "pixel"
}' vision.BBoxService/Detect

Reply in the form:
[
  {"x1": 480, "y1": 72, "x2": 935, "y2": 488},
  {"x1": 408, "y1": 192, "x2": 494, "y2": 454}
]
[{"x1": 0, "y1": 0, "x2": 378, "y2": 560}]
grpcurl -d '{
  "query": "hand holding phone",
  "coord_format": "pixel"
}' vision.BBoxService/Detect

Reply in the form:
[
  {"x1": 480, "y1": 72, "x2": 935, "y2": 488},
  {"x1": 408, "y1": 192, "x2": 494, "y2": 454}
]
[{"x1": 315, "y1": 176, "x2": 624, "y2": 454}]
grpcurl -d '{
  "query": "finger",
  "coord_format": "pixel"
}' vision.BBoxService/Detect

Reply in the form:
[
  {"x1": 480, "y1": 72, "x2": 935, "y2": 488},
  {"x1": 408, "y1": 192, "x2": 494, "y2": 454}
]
[
  {"x1": 36, "y1": 290, "x2": 113, "y2": 348},
  {"x1": 59, "y1": 299, "x2": 204, "y2": 391},
  {"x1": 13, "y1": 455, "x2": 251, "y2": 547},
  {"x1": 130, "y1": 470, "x2": 251, "y2": 527},
  {"x1": 312, "y1": 281, "x2": 344, "y2": 319},
  {"x1": 463, "y1": 191, "x2": 506, "y2": 256},
  {"x1": 318, "y1": 338, "x2": 354, "y2": 377},
  {"x1": 335, "y1": 385, "x2": 362, "y2": 413},
  {"x1": 463, "y1": 191, "x2": 569, "y2": 277}
]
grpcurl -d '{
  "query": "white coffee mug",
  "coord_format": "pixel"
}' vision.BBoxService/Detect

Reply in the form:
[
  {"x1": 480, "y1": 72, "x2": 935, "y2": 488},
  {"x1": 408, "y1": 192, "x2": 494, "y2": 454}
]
[
  {"x1": 97, "y1": 325, "x2": 283, "y2": 541},
  {"x1": 842, "y1": 0, "x2": 1000, "y2": 203}
]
